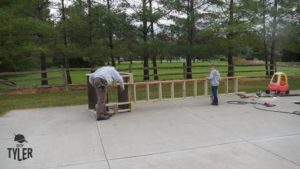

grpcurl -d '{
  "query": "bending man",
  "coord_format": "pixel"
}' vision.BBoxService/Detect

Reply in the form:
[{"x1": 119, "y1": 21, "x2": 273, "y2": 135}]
[{"x1": 89, "y1": 66, "x2": 125, "y2": 120}]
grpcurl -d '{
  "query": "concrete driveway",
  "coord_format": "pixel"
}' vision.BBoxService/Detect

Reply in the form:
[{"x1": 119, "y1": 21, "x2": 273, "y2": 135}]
[{"x1": 1, "y1": 93, "x2": 300, "y2": 169}]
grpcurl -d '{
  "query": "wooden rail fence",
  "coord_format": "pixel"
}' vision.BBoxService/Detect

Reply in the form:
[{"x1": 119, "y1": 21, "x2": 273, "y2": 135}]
[
  {"x1": 0, "y1": 63, "x2": 298, "y2": 92},
  {"x1": 87, "y1": 72, "x2": 242, "y2": 114}
]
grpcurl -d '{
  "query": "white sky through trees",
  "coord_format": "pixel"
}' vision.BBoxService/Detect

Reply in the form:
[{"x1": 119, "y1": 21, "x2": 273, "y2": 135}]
[{"x1": 49, "y1": 0, "x2": 175, "y2": 33}]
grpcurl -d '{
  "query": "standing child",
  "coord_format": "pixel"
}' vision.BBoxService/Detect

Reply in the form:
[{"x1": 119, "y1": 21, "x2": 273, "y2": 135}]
[{"x1": 207, "y1": 65, "x2": 221, "y2": 105}]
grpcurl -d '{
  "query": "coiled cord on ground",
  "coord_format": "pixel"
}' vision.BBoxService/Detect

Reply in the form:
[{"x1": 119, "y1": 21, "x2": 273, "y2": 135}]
[
  {"x1": 227, "y1": 101, "x2": 257, "y2": 105},
  {"x1": 227, "y1": 100, "x2": 300, "y2": 116},
  {"x1": 253, "y1": 104, "x2": 300, "y2": 115}
]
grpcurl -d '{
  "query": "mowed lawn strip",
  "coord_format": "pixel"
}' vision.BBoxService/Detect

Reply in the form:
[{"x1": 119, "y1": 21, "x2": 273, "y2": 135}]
[
  {"x1": 1, "y1": 76, "x2": 300, "y2": 116},
  {"x1": 0, "y1": 91, "x2": 87, "y2": 116},
  {"x1": 1, "y1": 62, "x2": 299, "y2": 88}
]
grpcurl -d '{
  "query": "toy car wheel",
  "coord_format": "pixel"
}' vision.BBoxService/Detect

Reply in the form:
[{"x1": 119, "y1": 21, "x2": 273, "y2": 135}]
[
  {"x1": 266, "y1": 90, "x2": 270, "y2": 94},
  {"x1": 285, "y1": 90, "x2": 290, "y2": 94}
]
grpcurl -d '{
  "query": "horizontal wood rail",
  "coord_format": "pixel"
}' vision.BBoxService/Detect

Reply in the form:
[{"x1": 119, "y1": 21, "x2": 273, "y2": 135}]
[
  {"x1": 12, "y1": 77, "x2": 63, "y2": 82},
  {"x1": 87, "y1": 72, "x2": 243, "y2": 114},
  {"x1": 1, "y1": 63, "x2": 295, "y2": 91},
  {"x1": 118, "y1": 64, "x2": 281, "y2": 71},
  {"x1": 0, "y1": 69, "x2": 61, "y2": 76},
  {"x1": 87, "y1": 72, "x2": 134, "y2": 113},
  {"x1": 109, "y1": 76, "x2": 243, "y2": 102},
  {"x1": 3, "y1": 63, "x2": 298, "y2": 95},
  {"x1": 105, "y1": 102, "x2": 132, "y2": 114}
]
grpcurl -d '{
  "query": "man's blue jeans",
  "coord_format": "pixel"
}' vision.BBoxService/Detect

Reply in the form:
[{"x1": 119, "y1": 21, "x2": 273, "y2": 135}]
[{"x1": 211, "y1": 86, "x2": 218, "y2": 104}]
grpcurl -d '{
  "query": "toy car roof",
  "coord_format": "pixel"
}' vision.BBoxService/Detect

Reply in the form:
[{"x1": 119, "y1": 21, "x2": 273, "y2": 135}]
[{"x1": 274, "y1": 72, "x2": 286, "y2": 75}]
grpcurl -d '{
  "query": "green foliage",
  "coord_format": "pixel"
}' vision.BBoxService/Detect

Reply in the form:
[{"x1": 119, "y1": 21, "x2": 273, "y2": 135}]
[
  {"x1": 0, "y1": 0, "x2": 54, "y2": 71},
  {"x1": 279, "y1": 23, "x2": 300, "y2": 61},
  {"x1": 0, "y1": 0, "x2": 299, "y2": 73}
]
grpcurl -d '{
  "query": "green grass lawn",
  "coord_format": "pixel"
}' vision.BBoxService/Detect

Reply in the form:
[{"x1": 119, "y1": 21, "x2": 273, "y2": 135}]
[
  {"x1": 0, "y1": 61, "x2": 300, "y2": 116},
  {"x1": 1, "y1": 61, "x2": 299, "y2": 89},
  {"x1": 0, "y1": 91, "x2": 87, "y2": 116},
  {"x1": 1, "y1": 76, "x2": 300, "y2": 116}
]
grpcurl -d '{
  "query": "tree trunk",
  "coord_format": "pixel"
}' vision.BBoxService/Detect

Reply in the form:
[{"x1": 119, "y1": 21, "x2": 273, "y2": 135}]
[
  {"x1": 186, "y1": 56, "x2": 192, "y2": 79},
  {"x1": 149, "y1": 0, "x2": 158, "y2": 80},
  {"x1": 186, "y1": 0, "x2": 195, "y2": 79},
  {"x1": 107, "y1": 0, "x2": 115, "y2": 67},
  {"x1": 152, "y1": 55, "x2": 158, "y2": 80},
  {"x1": 227, "y1": 0, "x2": 235, "y2": 77},
  {"x1": 270, "y1": 0, "x2": 278, "y2": 75},
  {"x1": 40, "y1": 51, "x2": 48, "y2": 85},
  {"x1": 36, "y1": 4, "x2": 48, "y2": 85},
  {"x1": 143, "y1": 49, "x2": 149, "y2": 81},
  {"x1": 87, "y1": 0, "x2": 92, "y2": 44},
  {"x1": 129, "y1": 55, "x2": 133, "y2": 64},
  {"x1": 227, "y1": 46, "x2": 234, "y2": 76},
  {"x1": 262, "y1": 0, "x2": 269, "y2": 76},
  {"x1": 64, "y1": 55, "x2": 72, "y2": 84},
  {"x1": 142, "y1": 0, "x2": 149, "y2": 81},
  {"x1": 109, "y1": 34, "x2": 115, "y2": 66},
  {"x1": 61, "y1": 0, "x2": 72, "y2": 84}
]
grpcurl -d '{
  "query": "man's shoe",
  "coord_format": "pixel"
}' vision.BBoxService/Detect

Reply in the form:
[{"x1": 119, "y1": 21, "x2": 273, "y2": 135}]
[
  {"x1": 96, "y1": 114, "x2": 110, "y2": 121},
  {"x1": 211, "y1": 103, "x2": 218, "y2": 106}
]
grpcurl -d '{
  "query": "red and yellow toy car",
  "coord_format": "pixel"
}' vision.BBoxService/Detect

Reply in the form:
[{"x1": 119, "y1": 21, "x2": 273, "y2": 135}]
[{"x1": 266, "y1": 72, "x2": 289, "y2": 94}]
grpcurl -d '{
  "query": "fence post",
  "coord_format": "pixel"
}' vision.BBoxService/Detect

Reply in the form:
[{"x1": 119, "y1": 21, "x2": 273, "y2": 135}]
[
  {"x1": 133, "y1": 84, "x2": 137, "y2": 102},
  {"x1": 87, "y1": 70, "x2": 97, "y2": 110},
  {"x1": 193, "y1": 80, "x2": 197, "y2": 97},
  {"x1": 61, "y1": 66, "x2": 68, "y2": 91},
  {"x1": 146, "y1": 84, "x2": 150, "y2": 100},
  {"x1": 204, "y1": 79, "x2": 208, "y2": 96},
  {"x1": 128, "y1": 64, "x2": 132, "y2": 73},
  {"x1": 171, "y1": 82, "x2": 174, "y2": 98},
  {"x1": 158, "y1": 83, "x2": 162, "y2": 100},
  {"x1": 182, "y1": 81, "x2": 186, "y2": 97},
  {"x1": 128, "y1": 73, "x2": 134, "y2": 102},
  {"x1": 225, "y1": 78, "x2": 229, "y2": 93},
  {"x1": 183, "y1": 63, "x2": 186, "y2": 79},
  {"x1": 118, "y1": 75, "x2": 130, "y2": 110},
  {"x1": 234, "y1": 77, "x2": 239, "y2": 93}
]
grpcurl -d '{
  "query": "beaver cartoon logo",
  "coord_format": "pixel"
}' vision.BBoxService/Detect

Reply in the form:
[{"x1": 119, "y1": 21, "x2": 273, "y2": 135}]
[{"x1": 7, "y1": 133, "x2": 33, "y2": 161}]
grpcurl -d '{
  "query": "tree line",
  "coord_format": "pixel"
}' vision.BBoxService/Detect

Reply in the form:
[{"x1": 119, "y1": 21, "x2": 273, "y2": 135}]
[{"x1": 0, "y1": 0, "x2": 299, "y2": 84}]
